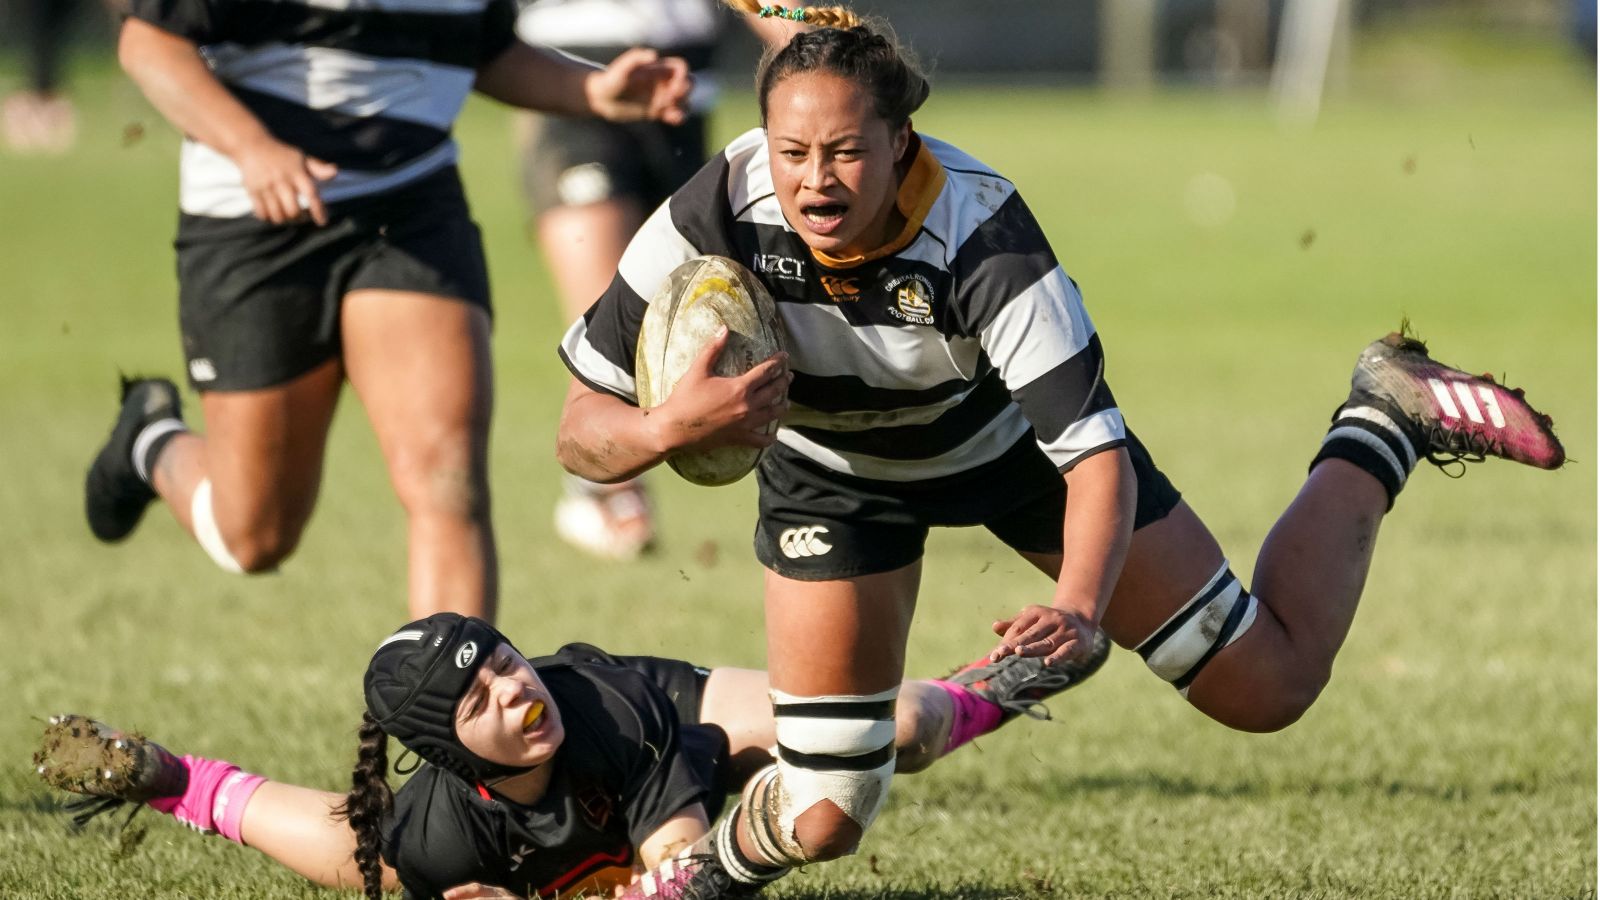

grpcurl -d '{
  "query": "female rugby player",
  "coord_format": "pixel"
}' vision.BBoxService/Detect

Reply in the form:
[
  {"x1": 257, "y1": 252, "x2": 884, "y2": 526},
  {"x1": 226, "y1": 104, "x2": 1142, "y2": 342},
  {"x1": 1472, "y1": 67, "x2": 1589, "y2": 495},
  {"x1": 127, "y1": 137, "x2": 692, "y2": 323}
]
[
  {"x1": 85, "y1": 0, "x2": 691, "y2": 621},
  {"x1": 553, "y1": 0, "x2": 1566, "y2": 888},
  {"x1": 37, "y1": 613, "x2": 1104, "y2": 899}
]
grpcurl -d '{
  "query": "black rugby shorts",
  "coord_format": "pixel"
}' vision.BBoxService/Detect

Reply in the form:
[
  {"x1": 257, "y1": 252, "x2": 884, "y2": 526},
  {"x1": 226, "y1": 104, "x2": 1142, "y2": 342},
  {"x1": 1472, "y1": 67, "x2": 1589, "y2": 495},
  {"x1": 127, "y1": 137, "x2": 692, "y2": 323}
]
[
  {"x1": 517, "y1": 113, "x2": 707, "y2": 217},
  {"x1": 753, "y1": 431, "x2": 1183, "y2": 581},
  {"x1": 174, "y1": 166, "x2": 491, "y2": 392}
]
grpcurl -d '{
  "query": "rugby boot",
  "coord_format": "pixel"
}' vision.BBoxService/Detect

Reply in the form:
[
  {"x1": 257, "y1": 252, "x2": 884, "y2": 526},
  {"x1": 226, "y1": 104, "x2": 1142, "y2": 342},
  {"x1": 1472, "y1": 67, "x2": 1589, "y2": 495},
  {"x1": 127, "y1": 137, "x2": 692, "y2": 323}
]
[
  {"x1": 948, "y1": 628, "x2": 1112, "y2": 724},
  {"x1": 1349, "y1": 331, "x2": 1564, "y2": 471},
  {"x1": 615, "y1": 851, "x2": 759, "y2": 900},
  {"x1": 84, "y1": 376, "x2": 183, "y2": 542},
  {"x1": 34, "y1": 714, "x2": 188, "y2": 829}
]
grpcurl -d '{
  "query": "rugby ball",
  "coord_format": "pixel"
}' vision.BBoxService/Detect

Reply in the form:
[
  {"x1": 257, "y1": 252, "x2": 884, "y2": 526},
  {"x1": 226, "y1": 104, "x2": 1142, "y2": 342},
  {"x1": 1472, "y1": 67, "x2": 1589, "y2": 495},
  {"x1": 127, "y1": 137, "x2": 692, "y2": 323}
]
[{"x1": 636, "y1": 256, "x2": 785, "y2": 486}]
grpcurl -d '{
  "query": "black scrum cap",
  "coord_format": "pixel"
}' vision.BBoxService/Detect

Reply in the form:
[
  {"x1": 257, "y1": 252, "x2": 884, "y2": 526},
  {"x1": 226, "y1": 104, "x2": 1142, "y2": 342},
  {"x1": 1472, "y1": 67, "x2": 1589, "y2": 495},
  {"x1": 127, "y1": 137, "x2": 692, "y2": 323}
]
[{"x1": 363, "y1": 613, "x2": 535, "y2": 783}]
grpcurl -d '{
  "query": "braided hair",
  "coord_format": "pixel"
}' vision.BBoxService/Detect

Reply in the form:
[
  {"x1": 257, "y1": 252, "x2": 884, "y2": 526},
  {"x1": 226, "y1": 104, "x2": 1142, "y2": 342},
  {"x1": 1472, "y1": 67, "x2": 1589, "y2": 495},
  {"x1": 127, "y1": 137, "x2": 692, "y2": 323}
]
[
  {"x1": 334, "y1": 614, "x2": 529, "y2": 898},
  {"x1": 335, "y1": 712, "x2": 395, "y2": 900},
  {"x1": 722, "y1": 0, "x2": 929, "y2": 128}
]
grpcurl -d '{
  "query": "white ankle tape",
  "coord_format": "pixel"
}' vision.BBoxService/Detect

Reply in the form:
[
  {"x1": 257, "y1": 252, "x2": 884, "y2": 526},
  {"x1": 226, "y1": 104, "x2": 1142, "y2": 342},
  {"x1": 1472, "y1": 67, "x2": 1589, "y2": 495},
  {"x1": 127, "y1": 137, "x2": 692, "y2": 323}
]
[{"x1": 190, "y1": 479, "x2": 245, "y2": 574}]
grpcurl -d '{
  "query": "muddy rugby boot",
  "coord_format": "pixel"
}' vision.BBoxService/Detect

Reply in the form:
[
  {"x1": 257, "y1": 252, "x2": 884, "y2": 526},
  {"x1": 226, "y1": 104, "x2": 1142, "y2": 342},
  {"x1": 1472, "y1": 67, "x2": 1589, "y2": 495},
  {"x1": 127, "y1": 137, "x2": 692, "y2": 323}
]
[
  {"x1": 616, "y1": 850, "x2": 758, "y2": 900},
  {"x1": 35, "y1": 714, "x2": 188, "y2": 829},
  {"x1": 1348, "y1": 331, "x2": 1564, "y2": 471}
]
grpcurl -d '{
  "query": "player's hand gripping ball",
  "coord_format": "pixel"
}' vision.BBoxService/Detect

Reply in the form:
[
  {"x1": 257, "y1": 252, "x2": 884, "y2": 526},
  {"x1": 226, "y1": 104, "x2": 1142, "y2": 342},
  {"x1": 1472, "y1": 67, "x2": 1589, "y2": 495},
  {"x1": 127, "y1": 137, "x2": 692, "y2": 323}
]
[{"x1": 636, "y1": 255, "x2": 786, "y2": 486}]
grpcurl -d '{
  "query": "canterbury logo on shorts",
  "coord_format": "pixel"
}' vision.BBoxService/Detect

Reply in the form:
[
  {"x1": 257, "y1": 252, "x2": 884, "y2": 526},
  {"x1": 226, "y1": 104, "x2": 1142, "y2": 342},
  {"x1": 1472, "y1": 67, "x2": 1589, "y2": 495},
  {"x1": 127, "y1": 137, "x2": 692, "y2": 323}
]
[{"x1": 779, "y1": 525, "x2": 832, "y2": 559}]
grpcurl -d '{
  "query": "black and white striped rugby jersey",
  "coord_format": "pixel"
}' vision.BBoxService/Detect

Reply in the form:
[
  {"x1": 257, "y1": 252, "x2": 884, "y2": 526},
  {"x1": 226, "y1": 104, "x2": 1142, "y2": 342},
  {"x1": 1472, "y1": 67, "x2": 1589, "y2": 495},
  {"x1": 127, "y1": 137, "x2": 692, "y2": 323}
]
[
  {"x1": 516, "y1": 0, "x2": 722, "y2": 54},
  {"x1": 129, "y1": 0, "x2": 519, "y2": 218},
  {"x1": 515, "y1": 0, "x2": 727, "y2": 111},
  {"x1": 560, "y1": 126, "x2": 1128, "y2": 483}
]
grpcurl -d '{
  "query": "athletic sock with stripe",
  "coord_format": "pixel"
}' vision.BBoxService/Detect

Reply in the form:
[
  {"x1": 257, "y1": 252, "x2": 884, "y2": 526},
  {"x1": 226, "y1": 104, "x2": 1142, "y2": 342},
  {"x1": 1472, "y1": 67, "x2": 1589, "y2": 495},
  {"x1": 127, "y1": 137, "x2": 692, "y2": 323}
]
[
  {"x1": 131, "y1": 417, "x2": 187, "y2": 487},
  {"x1": 1310, "y1": 394, "x2": 1427, "y2": 510}
]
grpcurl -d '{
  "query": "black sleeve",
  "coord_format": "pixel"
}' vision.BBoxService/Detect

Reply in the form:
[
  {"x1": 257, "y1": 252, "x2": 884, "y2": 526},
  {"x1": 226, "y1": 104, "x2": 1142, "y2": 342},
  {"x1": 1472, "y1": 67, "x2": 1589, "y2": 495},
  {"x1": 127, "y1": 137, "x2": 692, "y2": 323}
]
[
  {"x1": 615, "y1": 676, "x2": 713, "y2": 849},
  {"x1": 126, "y1": 0, "x2": 215, "y2": 42},
  {"x1": 382, "y1": 772, "x2": 504, "y2": 900},
  {"x1": 479, "y1": 0, "x2": 519, "y2": 66}
]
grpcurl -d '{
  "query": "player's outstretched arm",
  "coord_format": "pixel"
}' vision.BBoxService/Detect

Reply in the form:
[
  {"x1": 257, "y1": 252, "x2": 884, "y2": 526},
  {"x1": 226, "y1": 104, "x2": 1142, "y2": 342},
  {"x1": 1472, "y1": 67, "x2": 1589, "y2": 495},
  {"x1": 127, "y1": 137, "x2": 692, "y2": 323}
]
[
  {"x1": 638, "y1": 804, "x2": 713, "y2": 868},
  {"x1": 991, "y1": 448, "x2": 1135, "y2": 666},
  {"x1": 556, "y1": 334, "x2": 790, "y2": 484},
  {"x1": 475, "y1": 42, "x2": 691, "y2": 124}
]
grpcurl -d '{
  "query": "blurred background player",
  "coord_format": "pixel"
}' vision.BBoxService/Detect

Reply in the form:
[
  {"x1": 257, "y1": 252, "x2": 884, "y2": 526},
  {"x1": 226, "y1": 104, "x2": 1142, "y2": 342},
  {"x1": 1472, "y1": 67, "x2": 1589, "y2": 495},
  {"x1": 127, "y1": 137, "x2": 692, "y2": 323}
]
[
  {"x1": 2, "y1": 0, "x2": 91, "y2": 153},
  {"x1": 36, "y1": 613, "x2": 1106, "y2": 899},
  {"x1": 513, "y1": 0, "x2": 801, "y2": 559},
  {"x1": 85, "y1": 0, "x2": 691, "y2": 622}
]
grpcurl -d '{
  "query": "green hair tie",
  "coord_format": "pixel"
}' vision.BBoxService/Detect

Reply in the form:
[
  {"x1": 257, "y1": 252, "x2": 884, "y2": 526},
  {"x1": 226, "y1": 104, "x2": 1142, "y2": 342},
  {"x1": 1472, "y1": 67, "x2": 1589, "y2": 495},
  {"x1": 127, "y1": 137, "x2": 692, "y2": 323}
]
[{"x1": 757, "y1": 4, "x2": 808, "y2": 20}]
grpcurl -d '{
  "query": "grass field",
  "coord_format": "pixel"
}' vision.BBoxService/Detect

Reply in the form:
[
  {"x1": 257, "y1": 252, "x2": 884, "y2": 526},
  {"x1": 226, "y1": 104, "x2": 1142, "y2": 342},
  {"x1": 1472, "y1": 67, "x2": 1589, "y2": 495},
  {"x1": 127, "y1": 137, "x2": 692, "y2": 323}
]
[{"x1": 0, "y1": 26, "x2": 1594, "y2": 899}]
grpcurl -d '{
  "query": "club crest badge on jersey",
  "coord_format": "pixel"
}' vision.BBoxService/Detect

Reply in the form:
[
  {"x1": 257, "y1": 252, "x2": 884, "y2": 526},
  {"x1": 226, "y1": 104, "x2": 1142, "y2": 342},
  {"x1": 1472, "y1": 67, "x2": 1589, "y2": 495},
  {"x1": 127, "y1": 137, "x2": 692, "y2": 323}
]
[{"x1": 886, "y1": 274, "x2": 936, "y2": 325}]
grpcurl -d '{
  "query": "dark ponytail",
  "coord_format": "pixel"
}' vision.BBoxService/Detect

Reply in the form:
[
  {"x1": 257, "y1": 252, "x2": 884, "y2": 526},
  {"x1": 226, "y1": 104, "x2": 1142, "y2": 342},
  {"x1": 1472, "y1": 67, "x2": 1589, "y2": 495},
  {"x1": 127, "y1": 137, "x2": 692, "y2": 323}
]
[{"x1": 335, "y1": 712, "x2": 395, "y2": 900}]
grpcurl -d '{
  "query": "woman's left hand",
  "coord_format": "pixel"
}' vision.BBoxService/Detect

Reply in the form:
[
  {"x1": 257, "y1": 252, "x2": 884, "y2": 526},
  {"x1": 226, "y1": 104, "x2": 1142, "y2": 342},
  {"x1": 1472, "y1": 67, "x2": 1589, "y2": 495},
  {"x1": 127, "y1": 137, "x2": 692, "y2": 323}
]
[
  {"x1": 442, "y1": 883, "x2": 521, "y2": 899},
  {"x1": 988, "y1": 605, "x2": 1099, "y2": 667},
  {"x1": 586, "y1": 47, "x2": 692, "y2": 124}
]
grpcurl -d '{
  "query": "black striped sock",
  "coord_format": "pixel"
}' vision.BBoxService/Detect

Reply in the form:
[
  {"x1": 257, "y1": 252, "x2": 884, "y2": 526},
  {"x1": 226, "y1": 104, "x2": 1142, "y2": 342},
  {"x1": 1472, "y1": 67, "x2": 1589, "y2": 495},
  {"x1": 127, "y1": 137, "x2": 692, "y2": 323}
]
[{"x1": 1310, "y1": 396, "x2": 1425, "y2": 510}]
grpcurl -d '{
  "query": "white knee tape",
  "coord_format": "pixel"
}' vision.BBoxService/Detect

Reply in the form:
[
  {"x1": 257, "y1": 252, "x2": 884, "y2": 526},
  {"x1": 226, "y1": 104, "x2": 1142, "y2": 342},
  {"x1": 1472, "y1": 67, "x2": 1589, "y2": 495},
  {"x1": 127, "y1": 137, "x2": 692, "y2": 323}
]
[
  {"x1": 190, "y1": 479, "x2": 245, "y2": 574},
  {"x1": 768, "y1": 687, "x2": 899, "y2": 853},
  {"x1": 1134, "y1": 561, "x2": 1258, "y2": 697}
]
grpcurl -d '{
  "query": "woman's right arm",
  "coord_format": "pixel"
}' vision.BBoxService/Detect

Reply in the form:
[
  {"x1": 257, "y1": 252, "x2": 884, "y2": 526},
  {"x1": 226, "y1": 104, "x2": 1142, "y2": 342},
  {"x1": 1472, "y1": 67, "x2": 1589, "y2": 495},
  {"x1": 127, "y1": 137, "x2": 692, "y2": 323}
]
[
  {"x1": 556, "y1": 332, "x2": 791, "y2": 484},
  {"x1": 118, "y1": 17, "x2": 337, "y2": 224}
]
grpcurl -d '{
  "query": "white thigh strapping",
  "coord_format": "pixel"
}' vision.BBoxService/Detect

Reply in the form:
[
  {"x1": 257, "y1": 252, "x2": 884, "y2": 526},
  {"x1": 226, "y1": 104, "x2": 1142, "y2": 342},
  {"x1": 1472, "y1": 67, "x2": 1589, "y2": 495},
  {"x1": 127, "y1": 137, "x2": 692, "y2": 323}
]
[
  {"x1": 190, "y1": 479, "x2": 245, "y2": 574},
  {"x1": 1134, "y1": 561, "x2": 1259, "y2": 697}
]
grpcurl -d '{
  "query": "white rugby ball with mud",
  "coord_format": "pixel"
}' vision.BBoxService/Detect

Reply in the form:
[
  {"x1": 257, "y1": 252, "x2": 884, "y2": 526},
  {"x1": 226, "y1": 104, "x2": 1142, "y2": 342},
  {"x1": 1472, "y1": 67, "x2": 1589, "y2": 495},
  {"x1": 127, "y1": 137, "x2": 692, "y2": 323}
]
[{"x1": 636, "y1": 256, "x2": 785, "y2": 486}]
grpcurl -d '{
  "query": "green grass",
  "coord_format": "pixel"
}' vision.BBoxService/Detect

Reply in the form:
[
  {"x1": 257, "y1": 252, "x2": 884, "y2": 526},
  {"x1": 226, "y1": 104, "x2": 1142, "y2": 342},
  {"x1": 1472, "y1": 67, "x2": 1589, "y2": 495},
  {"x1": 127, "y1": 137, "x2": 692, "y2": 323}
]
[{"x1": 0, "y1": 28, "x2": 1594, "y2": 899}]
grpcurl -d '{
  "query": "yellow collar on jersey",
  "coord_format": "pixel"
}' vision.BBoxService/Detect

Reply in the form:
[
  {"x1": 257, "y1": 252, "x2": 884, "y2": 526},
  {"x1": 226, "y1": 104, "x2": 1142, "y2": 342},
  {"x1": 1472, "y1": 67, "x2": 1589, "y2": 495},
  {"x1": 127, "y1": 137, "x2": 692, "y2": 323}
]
[{"x1": 810, "y1": 133, "x2": 945, "y2": 269}]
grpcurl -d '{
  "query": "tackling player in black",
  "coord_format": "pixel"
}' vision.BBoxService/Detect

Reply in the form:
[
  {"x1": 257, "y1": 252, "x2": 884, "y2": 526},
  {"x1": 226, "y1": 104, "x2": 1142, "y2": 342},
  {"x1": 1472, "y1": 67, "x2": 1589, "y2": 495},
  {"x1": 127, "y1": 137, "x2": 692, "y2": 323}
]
[{"x1": 36, "y1": 613, "x2": 1106, "y2": 899}]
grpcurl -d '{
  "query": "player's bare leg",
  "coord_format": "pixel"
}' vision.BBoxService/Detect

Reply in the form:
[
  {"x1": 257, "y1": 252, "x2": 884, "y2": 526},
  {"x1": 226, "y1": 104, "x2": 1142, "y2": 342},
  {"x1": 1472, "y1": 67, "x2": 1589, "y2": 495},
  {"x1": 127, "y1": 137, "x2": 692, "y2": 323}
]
[
  {"x1": 700, "y1": 668, "x2": 958, "y2": 784},
  {"x1": 1020, "y1": 331, "x2": 1564, "y2": 732},
  {"x1": 239, "y1": 781, "x2": 385, "y2": 889},
  {"x1": 34, "y1": 715, "x2": 392, "y2": 891},
  {"x1": 87, "y1": 362, "x2": 343, "y2": 573},
  {"x1": 539, "y1": 198, "x2": 657, "y2": 559},
  {"x1": 342, "y1": 289, "x2": 497, "y2": 622},
  {"x1": 1023, "y1": 486, "x2": 1379, "y2": 732},
  {"x1": 702, "y1": 562, "x2": 923, "y2": 883}
]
